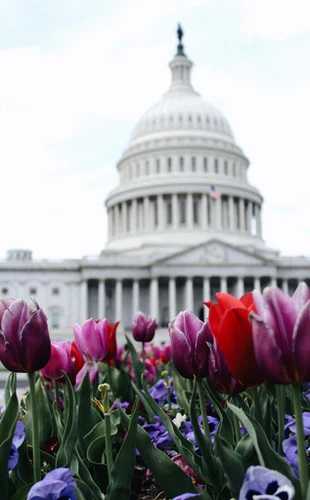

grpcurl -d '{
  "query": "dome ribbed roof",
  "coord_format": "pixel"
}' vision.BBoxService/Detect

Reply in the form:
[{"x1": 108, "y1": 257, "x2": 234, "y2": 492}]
[{"x1": 129, "y1": 37, "x2": 235, "y2": 144}]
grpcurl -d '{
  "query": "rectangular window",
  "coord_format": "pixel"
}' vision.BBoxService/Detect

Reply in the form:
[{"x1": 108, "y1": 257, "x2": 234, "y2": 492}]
[
  {"x1": 214, "y1": 158, "x2": 219, "y2": 173},
  {"x1": 178, "y1": 195, "x2": 186, "y2": 224},
  {"x1": 193, "y1": 195, "x2": 200, "y2": 224}
]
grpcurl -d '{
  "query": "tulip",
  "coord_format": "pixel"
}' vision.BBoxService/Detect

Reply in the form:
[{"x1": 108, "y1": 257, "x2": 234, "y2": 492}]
[
  {"x1": 132, "y1": 312, "x2": 157, "y2": 342},
  {"x1": 251, "y1": 283, "x2": 310, "y2": 384},
  {"x1": 41, "y1": 342, "x2": 71, "y2": 380},
  {"x1": 206, "y1": 292, "x2": 262, "y2": 386},
  {"x1": 0, "y1": 299, "x2": 51, "y2": 373},
  {"x1": 169, "y1": 311, "x2": 209, "y2": 379},
  {"x1": 207, "y1": 334, "x2": 246, "y2": 394},
  {"x1": 104, "y1": 320, "x2": 119, "y2": 365}
]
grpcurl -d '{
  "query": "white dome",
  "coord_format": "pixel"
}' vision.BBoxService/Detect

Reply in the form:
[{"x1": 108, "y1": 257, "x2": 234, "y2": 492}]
[{"x1": 130, "y1": 50, "x2": 234, "y2": 144}]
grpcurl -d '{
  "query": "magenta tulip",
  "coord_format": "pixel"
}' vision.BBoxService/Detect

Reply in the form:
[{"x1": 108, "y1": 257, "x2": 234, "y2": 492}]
[
  {"x1": 0, "y1": 299, "x2": 51, "y2": 373},
  {"x1": 73, "y1": 318, "x2": 111, "y2": 362},
  {"x1": 169, "y1": 311, "x2": 209, "y2": 379},
  {"x1": 41, "y1": 342, "x2": 71, "y2": 380},
  {"x1": 132, "y1": 312, "x2": 157, "y2": 342},
  {"x1": 252, "y1": 282, "x2": 310, "y2": 384}
]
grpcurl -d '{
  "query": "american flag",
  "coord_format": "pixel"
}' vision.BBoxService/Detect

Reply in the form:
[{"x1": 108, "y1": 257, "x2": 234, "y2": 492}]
[{"x1": 210, "y1": 185, "x2": 221, "y2": 200}]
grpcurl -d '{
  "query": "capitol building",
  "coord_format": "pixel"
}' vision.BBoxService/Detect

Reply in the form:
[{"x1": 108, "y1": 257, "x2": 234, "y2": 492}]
[{"x1": 1, "y1": 29, "x2": 310, "y2": 336}]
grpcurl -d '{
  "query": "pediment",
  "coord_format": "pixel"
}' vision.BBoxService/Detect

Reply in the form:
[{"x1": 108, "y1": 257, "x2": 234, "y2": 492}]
[{"x1": 156, "y1": 240, "x2": 269, "y2": 267}]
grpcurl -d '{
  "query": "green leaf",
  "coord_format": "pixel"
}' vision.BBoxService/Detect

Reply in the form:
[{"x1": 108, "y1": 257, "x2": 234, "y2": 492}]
[
  {"x1": 24, "y1": 377, "x2": 54, "y2": 445},
  {"x1": 75, "y1": 446, "x2": 103, "y2": 500},
  {"x1": 76, "y1": 374, "x2": 100, "y2": 456},
  {"x1": 120, "y1": 410, "x2": 197, "y2": 498},
  {"x1": 85, "y1": 414, "x2": 120, "y2": 465},
  {"x1": 190, "y1": 379, "x2": 223, "y2": 489},
  {"x1": 56, "y1": 375, "x2": 77, "y2": 467},
  {"x1": 124, "y1": 335, "x2": 144, "y2": 387},
  {"x1": 0, "y1": 391, "x2": 19, "y2": 500},
  {"x1": 215, "y1": 436, "x2": 245, "y2": 498},
  {"x1": 172, "y1": 368, "x2": 191, "y2": 416},
  {"x1": 4, "y1": 372, "x2": 16, "y2": 408},
  {"x1": 132, "y1": 380, "x2": 205, "y2": 482},
  {"x1": 228, "y1": 402, "x2": 299, "y2": 495},
  {"x1": 9, "y1": 484, "x2": 30, "y2": 500},
  {"x1": 106, "y1": 403, "x2": 138, "y2": 500}
]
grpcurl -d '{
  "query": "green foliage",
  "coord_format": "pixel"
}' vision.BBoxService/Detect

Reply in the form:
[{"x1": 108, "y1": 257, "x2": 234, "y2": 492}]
[{"x1": 0, "y1": 387, "x2": 19, "y2": 500}]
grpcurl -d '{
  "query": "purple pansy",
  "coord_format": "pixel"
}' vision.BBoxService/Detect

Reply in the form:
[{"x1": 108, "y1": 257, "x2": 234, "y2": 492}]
[
  {"x1": 143, "y1": 416, "x2": 173, "y2": 450},
  {"x1": 8, "y1": 420, "x2": 25, "y2": 470},
  {"x1": 149, "y1": 378, "x2": 176, "y2": 405},
  {"x1": 239, "y1": 466, "x2": 295, "y2": 500},
  {"x1": 27, "y1": 467, "x2": 77, "y2": 500},
  {"x1": 181, "y1": 416, "x2": 219, "y2": 448}
]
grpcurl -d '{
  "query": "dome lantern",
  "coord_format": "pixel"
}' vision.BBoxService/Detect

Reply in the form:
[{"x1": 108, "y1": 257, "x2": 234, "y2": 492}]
[{"x1": 168, "y1": 24, "x2": 198, "y2": 95}]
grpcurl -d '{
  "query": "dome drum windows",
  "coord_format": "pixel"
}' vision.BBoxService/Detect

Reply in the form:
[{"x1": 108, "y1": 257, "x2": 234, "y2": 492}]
[
  {"x1": 191, "y1": 156, "x2": 196, "y2": 172},
  {"x1": 203, "y1": 157, "x2": 208, "y2": 172},
  {"x1": 167, "y1": 157, "x2": 172, "y2": 172}
]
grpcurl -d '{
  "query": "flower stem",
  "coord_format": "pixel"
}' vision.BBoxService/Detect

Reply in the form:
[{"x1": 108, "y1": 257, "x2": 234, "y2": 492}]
[
  {"x1": 28, "y1": 372, "x2": 41, "y2": 482},
  {"x1": 105, "y1": 412, "x2": 113, "y2": 481},
  {"x1": 197, "y1": 379, "x2": 210, "y2": 440},
  {"x1": 276, "y1": 385, "x2": 285, "y2": 453},
  {"x1": 291, "y1": 383, "x2": 309, "y2": 497}
]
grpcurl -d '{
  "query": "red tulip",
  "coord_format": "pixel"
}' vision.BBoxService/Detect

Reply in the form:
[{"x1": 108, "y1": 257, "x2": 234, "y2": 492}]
[
  {"x1": 206, "y1": 292, "x2": 262, "y2": 386},
  {"x1": 104, "y1": 321, "x2": 119, "y2": 365},
  {"x1": 41, "y1": 342, "x2": 70, "y2": 380}
]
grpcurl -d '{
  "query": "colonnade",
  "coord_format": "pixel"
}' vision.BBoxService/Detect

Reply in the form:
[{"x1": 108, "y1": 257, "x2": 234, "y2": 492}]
[
  {"x1": 108, "y1": 193, "x2": 262, "y2": 239},
  {"x1": 80, "y1": 275, "x2": 299, "y2": 327}
]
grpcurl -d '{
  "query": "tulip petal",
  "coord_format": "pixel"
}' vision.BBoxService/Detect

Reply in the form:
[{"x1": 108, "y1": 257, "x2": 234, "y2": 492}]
[
  {"x1": 1, "y1": 300, "x2": 30, "y2": 368},
  {"x1": 252, "y1": 315, "x2": 291, "y2": 384},
  {"x1": 292, "y1": 282, "x2": 310, "y2": 311},
  {"x1": 216, "y1": 292, "x2": 247, "y2": 311},
  {"x1": 262, "y1": 288, "x2": 297, "y2": 367},
  {"x1": 207, "y1": 302, "x2": 222, "y2": 338},
  {"x1": 194, "y1": 323, "x2": 210, "y2": 377},
  {"x1": 21, "y1": 309, "x2": 51, "y2": 372},
  {"x1": 169, "y1": 325, "x2": 194, "y2": 378},
  {"x1": 293, "y1": 300, "x2": 310, "y2": 382},
  {"x1": 0, "y1": 332, "x2": 23, "y2": 371},
  {"x1": 216, "y1": 307, "x2": 261, "y2": 385},
  {"x1": 73, "y1": 322, "x2": 91, "y2": 357},
  {"x1": 240, "y1": 292, "x2": 255, "y2": 312}
]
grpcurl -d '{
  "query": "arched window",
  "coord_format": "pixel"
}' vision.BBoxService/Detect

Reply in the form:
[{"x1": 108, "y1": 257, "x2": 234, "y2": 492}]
[
  {"x1": 203, "y1": 157, "x2": 208, "y2": 172},
  {"x1": 167, "y1": 157, "x2": 172, "y2": 172},
  {"x1": 156, "y1": 159, "x2": 160, "y2": 173},
  {"x1": 214, "y1": 158, "x2": 219, "y2": 173},
  {"x1": 179, "y1": 156, "x2": 184, "y2": 171},
  {"x1": 145, "y1": 160, "x2": 150, "y2": 176},
  {"x1": 191, "y1": 157, "x2": 196, "y2": 171},
  {"x1": 233, "y1": 162, "x2": 236, "y2": 177}
]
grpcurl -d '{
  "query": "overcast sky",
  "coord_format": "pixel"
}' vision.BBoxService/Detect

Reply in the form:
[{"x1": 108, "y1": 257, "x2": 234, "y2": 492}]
[{"x1": 0, "y1": 0, "x2": 309, "y2": 259}]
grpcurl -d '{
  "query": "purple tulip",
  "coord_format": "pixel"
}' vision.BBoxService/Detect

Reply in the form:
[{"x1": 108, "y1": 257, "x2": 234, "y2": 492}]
[
  {"x1": 27, "y1": 467, "x2": 77, "y2": 499},
  {"x1": 132, "y1": 312, "x2": 157, "y2": 342},
  {"x1": 169, "y1": 311, "x2": 209, "y2": 379},
  {"x1": 8, "y1": 420, "x2": 25, "y2": 470},
  {"x1": 239, "y1": 466, "x2": 295, "y2": 500},
  {"x1": 0, "y1": 300, "x2": 51, "y2": 373},
  {"x1": 251, "y1": 283, "x2": 310, "y2": 384}
]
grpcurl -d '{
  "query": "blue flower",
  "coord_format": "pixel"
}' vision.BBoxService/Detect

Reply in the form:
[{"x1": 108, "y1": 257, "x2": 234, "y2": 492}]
[
  {"x1": 285, "y1": 412, "x2": 310, "y2": 437},
  {"x1": 149, "y1": 378, "x2": 176, "y2": 405},
  {"x1": 180, "y1": 416, "x2": 219, "y2": 449},
  {"x1": 27, "y1": 467, "x2": 77, "y2": 500},
  {"x1": 143, "y1": 416, "x2": 173, "y2": 450},
  {"x1": 239, "y1": 466, "x2": 295, "y2": 500},
  {"x1": 8, "y1": 420, "x2": 25, "y2": 471}
]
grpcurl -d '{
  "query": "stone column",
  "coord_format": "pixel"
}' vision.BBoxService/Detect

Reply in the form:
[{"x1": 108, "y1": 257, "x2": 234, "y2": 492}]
[
  {"x1": 203, "y1": 277, "x2": 210, "y2": 320},
  {"x1": 282, "y1": 279, "x2": 289, "y2": 294},
  {"x1": 187, "y1": 193, "x2": 193, "y2": 229},
  {"x1": 98, "y1": 280, "x2": 106, "y2": 318},
  {"x1": 215, "y1": 196, "x2": 222, "y2": 230},
  {"x1": 229, "y1": 196, "x2": 234, "y2": 231},
  {"x1": 158, "y1": 195, "x2": 165, "y2": 230},
  {"x1": 185, "y1": 277, "x2": 194, "y2": 311},
  {"x1": 168, "y1": 277, "x2": 177, "y2": 320},
  {"x1": 115, "y1": 279, "x2": 123, "y2": 323},
  {"x1": 201, "y1": 194, "x2": 207, "y2": 230},
  {"x1": 132, "y1": 279, "x2": 140, "y2": 315},
  {"x1": 254, "y1": 277, "x2": 261, "y2": 291},
  {"x1": 246, "y1": 201, "x2": 252, "y2": 234},
  {"x1": 143, "y1": 197, "x2": 150, "y2": 232},
  {"x1": 172, "y1": 194, "x2": 178, "y2": 230},
  {"x1": 80, "y1": 280, "x2": 88, "y2": 322},
  {"x1": 271, "y1": 277, "x2": 277, "y2": 287},
  {"x1": 131, "y1": 199, "x2": 137, "y2": 234},
  {"x1": 122, "y1": 202, "x2": 128, "y2": 234},
  {"x1": 236, "y1": 277, "x2": 244, "y2": 297},
  {"x1": 150, "y1": 277, "x2": 159, "y2": 319},
  {"x1": 118, "y1": 204, "x2": 122, "y2": 234},
  {"x1": 255, "y1": 204, "x2": 262, "y2": 237},
  {"x1": 220, "y1": 276, "x2": 228, "y2": 292},
  {"x1": 239, "y1": 198, "x2": 245, "y2": 231}
]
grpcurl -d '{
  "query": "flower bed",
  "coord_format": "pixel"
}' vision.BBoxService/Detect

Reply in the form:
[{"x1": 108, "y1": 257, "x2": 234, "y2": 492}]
[{"x1": 0, "y1": 284, "x2": 309, "y2": 499}]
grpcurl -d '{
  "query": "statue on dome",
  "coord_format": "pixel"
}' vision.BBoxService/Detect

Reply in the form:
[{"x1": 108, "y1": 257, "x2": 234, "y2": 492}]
[{"x1": 176, "y1": 23, "x2": 185, "y2": 55}]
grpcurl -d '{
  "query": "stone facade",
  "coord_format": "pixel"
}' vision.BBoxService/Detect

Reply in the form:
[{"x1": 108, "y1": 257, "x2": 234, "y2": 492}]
[{"x1": 1, "y1": 34, "x2": 309, "y2": 338}]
